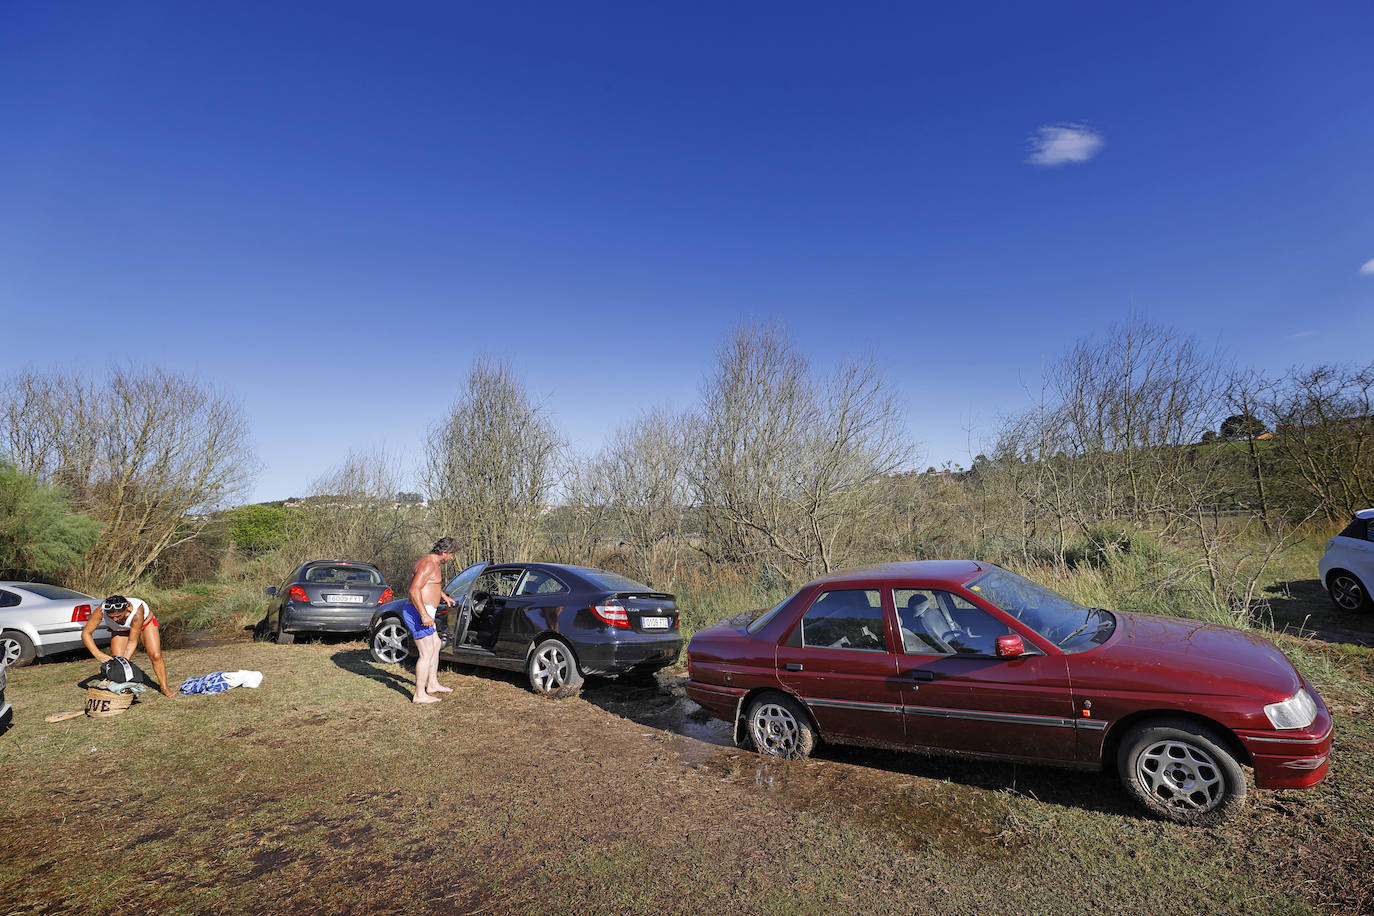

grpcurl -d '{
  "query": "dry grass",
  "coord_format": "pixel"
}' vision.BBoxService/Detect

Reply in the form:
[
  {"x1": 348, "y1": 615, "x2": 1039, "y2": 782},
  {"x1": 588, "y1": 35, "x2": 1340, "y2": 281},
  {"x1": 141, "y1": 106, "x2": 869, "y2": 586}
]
[{"x1": 3, "y1": 622, "x2": 1372, "y2": 915}]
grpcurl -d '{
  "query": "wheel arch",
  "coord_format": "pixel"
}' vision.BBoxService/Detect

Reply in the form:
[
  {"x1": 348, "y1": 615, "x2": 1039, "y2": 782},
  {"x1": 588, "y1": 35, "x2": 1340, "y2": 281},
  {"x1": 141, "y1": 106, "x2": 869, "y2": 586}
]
[
  {"x1": 733, "y1": 685, "x2": 824, "y2": 747},
  {"x1": 524, "y1": 630, "x2": 580, "y2": 664},
  {"x1": 1100, "y1": 709, "x2": 1252, "y2": 771}
]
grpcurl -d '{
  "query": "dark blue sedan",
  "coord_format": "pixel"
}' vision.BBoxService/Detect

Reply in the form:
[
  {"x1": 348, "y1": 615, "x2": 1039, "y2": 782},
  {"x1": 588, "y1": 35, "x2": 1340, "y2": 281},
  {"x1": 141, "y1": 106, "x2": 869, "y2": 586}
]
[{"x1": 367, "y1": 562, "x2": 683, "y2": 697}]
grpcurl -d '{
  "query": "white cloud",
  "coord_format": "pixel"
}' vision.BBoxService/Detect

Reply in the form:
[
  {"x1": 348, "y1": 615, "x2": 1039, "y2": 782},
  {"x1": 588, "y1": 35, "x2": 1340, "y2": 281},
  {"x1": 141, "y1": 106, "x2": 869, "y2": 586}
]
[
  {"x1": 1359, "y1": 258, "x2": 1374, "y2": 275},
  {"x1": 1027, "y1": 123, "x2": 1104, "y2": 166}
]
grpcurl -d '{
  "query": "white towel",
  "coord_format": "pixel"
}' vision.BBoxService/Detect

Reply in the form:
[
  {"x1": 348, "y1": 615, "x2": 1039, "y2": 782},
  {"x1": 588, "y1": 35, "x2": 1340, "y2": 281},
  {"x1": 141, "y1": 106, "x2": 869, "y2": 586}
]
[{"x1": 221, "y1": 670, "x2": 264, "y2": 689}]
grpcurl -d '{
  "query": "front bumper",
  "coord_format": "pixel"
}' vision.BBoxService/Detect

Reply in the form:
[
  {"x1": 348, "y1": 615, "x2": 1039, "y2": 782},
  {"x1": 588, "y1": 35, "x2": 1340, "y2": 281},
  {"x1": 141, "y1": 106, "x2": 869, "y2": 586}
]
[
  {"x1": 576, "y1": 633, "x2": 683, "y2": 675},
  {"x1": 1238, "y1": 691, "x2": 1334, "y2": 790}
]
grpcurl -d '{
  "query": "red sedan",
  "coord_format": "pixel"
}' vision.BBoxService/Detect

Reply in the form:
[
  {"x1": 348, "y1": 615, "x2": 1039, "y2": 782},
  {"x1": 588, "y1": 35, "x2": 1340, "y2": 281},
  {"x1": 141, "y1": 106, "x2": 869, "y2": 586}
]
[{"x1": 685, "y1": 561, "x2": 1332, "y2": 824}]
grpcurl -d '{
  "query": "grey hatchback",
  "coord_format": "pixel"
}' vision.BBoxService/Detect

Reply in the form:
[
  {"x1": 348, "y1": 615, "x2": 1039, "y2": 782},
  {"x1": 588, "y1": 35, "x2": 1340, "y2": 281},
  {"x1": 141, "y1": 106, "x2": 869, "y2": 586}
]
[{"x1": 262, "y1": 560, "x2": 394, "y2": 644}]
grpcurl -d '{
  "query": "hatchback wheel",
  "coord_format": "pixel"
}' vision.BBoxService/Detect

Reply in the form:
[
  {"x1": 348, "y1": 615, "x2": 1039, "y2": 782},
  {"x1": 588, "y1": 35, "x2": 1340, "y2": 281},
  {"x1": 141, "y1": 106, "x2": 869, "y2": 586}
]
[
  {"x1": 527, "y1": 638, "x2": 583, "y2": 698},
  {"x1": 1, "y1": 631, "x2": 36, "y2": 668},
  {"x1": 1328, "y1": 570, "x2": 1372, "y2": 613},
  {"x1": 370, "y1": 619, "x2": 412, "y2": 665},
  {"x1": 745, "y1": 693, "x2": 816, "y2": 760},
  {"x1": 1118, "y1": 718, "x2": 1246, "y2": 824}
]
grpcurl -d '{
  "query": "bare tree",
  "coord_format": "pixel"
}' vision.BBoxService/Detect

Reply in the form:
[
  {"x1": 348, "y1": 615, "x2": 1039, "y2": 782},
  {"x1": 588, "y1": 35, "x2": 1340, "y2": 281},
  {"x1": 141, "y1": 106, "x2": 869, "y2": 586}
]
[
  {"x1": 600, "y1": 407, "x2": 691, "y2": 581},
  {"x1": 1, "y1": 367, "x2": 255, "y2": 590},
  {"x1": 424, "y1": 361, "x2": 562, "y2": 564},
  {"x1": 1260, "y1": 364, "x2": 1374, "y2": 521},
  {"x1": 546, "y1": 452, "x2": 614, "y2": 565},
  {"x1": 688, "y1": 322, "x2": 915, "y2": 578}
]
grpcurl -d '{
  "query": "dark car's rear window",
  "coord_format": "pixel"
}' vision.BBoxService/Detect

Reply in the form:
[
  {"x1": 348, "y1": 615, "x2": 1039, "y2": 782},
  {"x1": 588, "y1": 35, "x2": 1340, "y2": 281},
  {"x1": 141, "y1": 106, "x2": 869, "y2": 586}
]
[
  {"x1": 575, "y1": 568, "x2": 655, "y2": 593},
  {"x1": 19, "y1": 583, "x2": 90, "y2": 600},
  {"x1": 302, "y1": 565, "x2": 384, "y2": 585}
]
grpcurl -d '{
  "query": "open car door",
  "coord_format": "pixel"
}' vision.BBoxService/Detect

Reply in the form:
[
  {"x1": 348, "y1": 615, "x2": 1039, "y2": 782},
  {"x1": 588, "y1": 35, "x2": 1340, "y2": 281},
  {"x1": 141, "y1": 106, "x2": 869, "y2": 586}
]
[{"x1": 437, "y1": 562, "x2": 488, "y2": 653}]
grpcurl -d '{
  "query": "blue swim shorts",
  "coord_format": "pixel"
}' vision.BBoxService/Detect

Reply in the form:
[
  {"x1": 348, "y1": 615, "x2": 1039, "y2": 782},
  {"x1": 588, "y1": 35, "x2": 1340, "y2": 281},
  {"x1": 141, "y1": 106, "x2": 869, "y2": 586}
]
[{"x1": 400, "y1": 603, "x2": 437, "y2": 640}]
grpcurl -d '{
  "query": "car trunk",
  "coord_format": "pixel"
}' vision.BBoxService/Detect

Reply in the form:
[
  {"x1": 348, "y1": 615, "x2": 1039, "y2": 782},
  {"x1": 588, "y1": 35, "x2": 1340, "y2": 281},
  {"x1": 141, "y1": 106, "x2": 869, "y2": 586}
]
[
  {"x1": 300, "y1": 582, "x2": 390, "y2": 607},
  {"x1": 608, "y1": 592, "x2": 679, "y2": 634}
]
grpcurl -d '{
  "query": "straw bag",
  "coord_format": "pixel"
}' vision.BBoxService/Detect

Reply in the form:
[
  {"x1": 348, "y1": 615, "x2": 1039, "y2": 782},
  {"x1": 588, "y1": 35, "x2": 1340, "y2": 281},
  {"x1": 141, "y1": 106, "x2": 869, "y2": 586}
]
[{"x1": 85, "y1": 687, "x2": 135, "y2": 717}]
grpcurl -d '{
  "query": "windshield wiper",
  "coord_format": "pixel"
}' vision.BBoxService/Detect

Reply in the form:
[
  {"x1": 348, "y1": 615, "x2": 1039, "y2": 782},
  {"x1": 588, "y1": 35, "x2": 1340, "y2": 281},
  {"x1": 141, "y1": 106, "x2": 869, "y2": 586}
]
[{"x1": 1057, "y1": 608, "x2": 1106, "y2": 647}]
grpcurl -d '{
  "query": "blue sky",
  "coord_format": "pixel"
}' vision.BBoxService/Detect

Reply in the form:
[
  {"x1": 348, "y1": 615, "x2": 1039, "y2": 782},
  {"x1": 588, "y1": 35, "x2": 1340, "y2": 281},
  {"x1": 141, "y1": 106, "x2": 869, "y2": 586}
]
[{"x1": 3, "y1": 2, "x2": 1372, "y2": 503}]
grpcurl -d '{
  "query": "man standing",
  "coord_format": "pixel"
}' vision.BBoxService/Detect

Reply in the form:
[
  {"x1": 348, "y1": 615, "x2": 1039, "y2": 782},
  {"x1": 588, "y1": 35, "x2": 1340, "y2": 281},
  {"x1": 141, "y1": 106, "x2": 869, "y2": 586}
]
[
  {"x1": 81, "y1": 595, "x2": 177, "y2": 697},
  {"x1": 403, "y1": 537, "x2": 457, "y2": 703}
]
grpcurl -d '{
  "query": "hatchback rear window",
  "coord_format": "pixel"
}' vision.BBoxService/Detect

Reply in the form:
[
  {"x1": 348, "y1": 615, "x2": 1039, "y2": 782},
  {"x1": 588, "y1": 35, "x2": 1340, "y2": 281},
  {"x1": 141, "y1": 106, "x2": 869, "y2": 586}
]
[
  {"x1": 19, "y1": 584, "x2": 89, "y2": 600},
  {"x1": 303, "y1": 565, "x2": 383, "y2": 585}
]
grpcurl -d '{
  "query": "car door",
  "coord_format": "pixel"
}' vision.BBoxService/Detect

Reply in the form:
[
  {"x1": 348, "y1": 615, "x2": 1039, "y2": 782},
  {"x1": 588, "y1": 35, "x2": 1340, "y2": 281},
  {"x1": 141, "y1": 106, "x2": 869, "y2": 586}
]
[
  {"x1": 471, "y1": 566, "x2": 529, "y2": 659},
  {"x1": 894, "y1": 587, "x2": 1077, "y2": 763},
  {"x1": 437, "y1": 562, "x2": 488, "y2": 653},
  {"x1": 775, "y1": 587, "x2": 906, "y2": 745}
]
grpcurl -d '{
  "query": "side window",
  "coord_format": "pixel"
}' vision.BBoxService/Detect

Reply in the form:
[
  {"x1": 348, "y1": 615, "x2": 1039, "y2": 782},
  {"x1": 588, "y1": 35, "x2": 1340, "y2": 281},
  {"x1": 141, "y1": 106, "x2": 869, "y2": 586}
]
[
  {"x1": 516, "y1": 570, "x2": 567, "y2": 597},
  {"x1": 895, "y1": 589, "x2": 1012, "y2": 656},
  {"x1": 0, "y1": 589, "x2": 20, "y2": 608},
  {"x1": 477, "y1": 568, "x2": 522, "y2": 598},
  {"x1": 800, "y1": 589, "x2": 886, "y2": 652}
]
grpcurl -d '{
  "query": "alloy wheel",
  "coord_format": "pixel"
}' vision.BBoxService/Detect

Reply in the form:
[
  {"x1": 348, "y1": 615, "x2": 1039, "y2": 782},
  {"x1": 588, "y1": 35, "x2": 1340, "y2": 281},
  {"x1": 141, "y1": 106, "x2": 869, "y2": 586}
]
[
  {"x1": 371, "y1": 622, "x2": 410, "y2": 664},
  {"x1": 0, "y1": 637, "x2": 18, "y2": 667},
  {"x1": 750, "y1": 702, "x2": 802, "y2": 756},
  {"x1": 1134, "y1": 738, "x2": 1225, "y2": 814},
  {"x1": 531, "y1": 644, "x2": 571, "y2": 691},
  {"x1": 1331, "y1": 574, "x2": 1366, "y2": 611}
]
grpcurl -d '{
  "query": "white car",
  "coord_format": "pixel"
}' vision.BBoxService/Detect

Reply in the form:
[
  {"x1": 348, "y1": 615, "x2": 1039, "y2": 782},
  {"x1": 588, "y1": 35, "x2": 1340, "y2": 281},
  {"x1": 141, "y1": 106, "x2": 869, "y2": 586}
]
[
  {"x1": 1318, "y1": 509, "x2": 1374, "y2": 613},
  {"x1": 0, "y1": 582, "x2": 109, "y2": 667},
  {"x1": 0, "y1": 660, "x2": 11, "y2": 733}
]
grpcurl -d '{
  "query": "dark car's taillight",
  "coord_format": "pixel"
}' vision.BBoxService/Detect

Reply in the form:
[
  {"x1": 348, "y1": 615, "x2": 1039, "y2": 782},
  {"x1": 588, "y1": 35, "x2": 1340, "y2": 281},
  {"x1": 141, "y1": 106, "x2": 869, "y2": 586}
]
[
  {"x1": 591, "y1": 602, "x2": 630, "y2": 628},
  {"x1": 71, "y1": 604, "x2": 92, "y2": 622},
  {"x1": 378, "y1": 588, "x2": 394, "y2": 604},
  {"x1": 288, "y1": 585, "x2": 310, "y2": 603}
]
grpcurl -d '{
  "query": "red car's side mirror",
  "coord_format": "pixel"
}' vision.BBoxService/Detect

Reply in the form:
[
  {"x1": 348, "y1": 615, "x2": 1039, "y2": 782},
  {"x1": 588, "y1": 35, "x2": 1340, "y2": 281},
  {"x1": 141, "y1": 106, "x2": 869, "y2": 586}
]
[{"x1": 995, "y1": 634, "x2": 1025, "y2": 658}]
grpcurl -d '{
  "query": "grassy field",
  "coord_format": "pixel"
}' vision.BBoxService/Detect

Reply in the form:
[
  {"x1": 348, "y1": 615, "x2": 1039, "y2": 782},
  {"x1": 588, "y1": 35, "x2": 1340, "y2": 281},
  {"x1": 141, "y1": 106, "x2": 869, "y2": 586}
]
[{"x1": 3, "y1": 576, "x2": 1373, "y2": 916}]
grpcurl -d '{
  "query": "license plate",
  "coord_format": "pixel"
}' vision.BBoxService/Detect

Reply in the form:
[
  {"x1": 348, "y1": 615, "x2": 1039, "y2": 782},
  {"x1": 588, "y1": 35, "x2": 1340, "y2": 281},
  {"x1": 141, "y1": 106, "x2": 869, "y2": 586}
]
[
  {"x1": 328, "y1": 594, "x2": 365, "y2": 604},
  {"x1": 641, "y1": 616, "x2": 669, "y2": 629}
]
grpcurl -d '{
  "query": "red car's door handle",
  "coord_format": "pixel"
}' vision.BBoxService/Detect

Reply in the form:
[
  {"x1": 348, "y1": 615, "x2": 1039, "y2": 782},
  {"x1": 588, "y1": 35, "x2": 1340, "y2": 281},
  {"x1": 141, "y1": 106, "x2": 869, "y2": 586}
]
[
  {"x1": 911, "y1": 670, "x2": 935, "y2": 682},
  {"x1": 783, "y1": 663, "x2": 804, "y2": 672}
]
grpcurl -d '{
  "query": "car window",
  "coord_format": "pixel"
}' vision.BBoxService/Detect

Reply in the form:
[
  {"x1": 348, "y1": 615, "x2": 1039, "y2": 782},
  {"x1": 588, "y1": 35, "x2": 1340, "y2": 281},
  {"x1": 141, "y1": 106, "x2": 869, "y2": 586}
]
[
  {"x1": 1337, "y1": 518, "x2": 1369, "y2": 541},
  {"x1": 476, "y1": 568, "x2": 522, "y2": 598},
  {"x1": 444, "y1": 562, "x2": 488, "y2": 600},
  {"x1": 304, "y1": 565, "x2": 383, "y2": 585},
  {"x1": 0, "y1": 589, "x2": 20, "y2": 608},
  {"x1": 516, "y1": 570, "x2": 568, "y2": 596},
  {"x1": 15, "y1": 583, "x2": 87, "y2": 600},
  {"x1": 576, "y1": 567, "x2": 655, "y2": 592},
  {"x1": 895, "y1": 588, "x2": 1013, "y2": 656},
  {"x1": 800, "y1": 589, "x2": 886, "y2": 652}
]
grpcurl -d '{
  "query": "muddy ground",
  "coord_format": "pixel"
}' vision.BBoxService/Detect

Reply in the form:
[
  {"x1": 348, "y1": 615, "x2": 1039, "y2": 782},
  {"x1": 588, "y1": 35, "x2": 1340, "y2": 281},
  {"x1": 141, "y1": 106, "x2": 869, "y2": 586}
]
[{"x1": 2, "y1": 579, "x2": 1372, "y2": 915}]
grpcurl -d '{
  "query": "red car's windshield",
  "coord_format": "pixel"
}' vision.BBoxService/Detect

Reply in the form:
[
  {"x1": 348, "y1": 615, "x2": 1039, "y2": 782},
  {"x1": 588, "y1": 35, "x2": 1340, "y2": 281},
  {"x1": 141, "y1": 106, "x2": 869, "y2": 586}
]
[{"x1": 967, "y1": 567, "x2": 1115, "y2": 652}]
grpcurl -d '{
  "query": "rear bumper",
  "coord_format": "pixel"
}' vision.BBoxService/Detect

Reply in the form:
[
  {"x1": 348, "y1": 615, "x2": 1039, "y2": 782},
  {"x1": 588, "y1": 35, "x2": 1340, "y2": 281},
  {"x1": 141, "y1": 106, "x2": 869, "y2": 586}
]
[
  {"x1": 685, "y1": 680, "x2": 746, "y2": 721},
  {"x1": 282, "y1": 604, "x2": 376, "y2": 634},
  {"x1": 576, "y1": 633, "x2": 683, "y2": 675}
]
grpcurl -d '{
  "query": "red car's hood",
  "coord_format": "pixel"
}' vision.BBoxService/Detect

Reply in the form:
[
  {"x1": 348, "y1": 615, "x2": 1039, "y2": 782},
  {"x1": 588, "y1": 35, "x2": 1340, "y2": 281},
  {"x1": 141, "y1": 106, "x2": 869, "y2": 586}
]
[{"x1": 1072, "y1": 612, "x2": 1303, "y2": 702}]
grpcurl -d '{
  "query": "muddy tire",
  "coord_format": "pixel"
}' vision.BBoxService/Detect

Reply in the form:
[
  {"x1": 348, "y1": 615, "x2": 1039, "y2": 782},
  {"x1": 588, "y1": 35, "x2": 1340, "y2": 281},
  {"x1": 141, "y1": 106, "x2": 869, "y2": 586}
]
[
  {"x1": 527, "y1": 638, "x2": 583, "y2": 698},
  {"x1": 1, "y1": 630, "x2": 36, "y2": 668},
  {"x1": 274, "y1": 623, "x2": 294, "y2": 645},
  {"x1": 370, "y1": 619, "x2": 412, "y2": 665},
  {"x1": 1327, "y1": 569, "x2": 1372, "y2": 613},
  {"x1": 1118, "y1": 717, "x2": 1246, "y2": 825},
  {"x1": 745, "y1": 692, "x2": 816, "y2": 760}
]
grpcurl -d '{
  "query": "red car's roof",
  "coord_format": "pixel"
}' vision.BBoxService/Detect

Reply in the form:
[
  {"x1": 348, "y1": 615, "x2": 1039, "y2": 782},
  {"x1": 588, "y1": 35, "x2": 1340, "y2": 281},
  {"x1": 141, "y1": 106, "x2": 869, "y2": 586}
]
[{"x1": 808, "y1": 560, "x2": 987, "y2": 588}]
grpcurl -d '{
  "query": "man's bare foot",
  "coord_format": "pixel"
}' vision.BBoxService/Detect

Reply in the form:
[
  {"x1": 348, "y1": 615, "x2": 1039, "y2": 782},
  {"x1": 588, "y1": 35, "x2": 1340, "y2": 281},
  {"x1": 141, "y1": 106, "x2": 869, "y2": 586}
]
[
  {"x1": 160, "y1": 686, "x2": 177, "y2": 698},
  {"x1": 412, "y1": 695, "x2": 441, "y2": 704},
  {"x1": 430, "y1": 684, "x2": 453, "y2": 693}
]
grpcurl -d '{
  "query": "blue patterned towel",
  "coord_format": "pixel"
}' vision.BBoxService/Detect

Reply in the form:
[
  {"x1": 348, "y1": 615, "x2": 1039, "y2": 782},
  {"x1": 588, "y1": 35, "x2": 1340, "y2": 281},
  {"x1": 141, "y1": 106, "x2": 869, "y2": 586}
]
[{"x1": 179, "y1": 672, "x2": 232, "y2": 695}]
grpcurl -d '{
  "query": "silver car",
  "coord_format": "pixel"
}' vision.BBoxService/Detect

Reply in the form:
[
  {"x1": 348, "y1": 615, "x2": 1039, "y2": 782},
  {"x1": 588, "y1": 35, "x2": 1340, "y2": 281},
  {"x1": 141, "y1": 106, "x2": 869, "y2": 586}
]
[{"x1": 0, "y1": 582, "x2": 109, "y2": 667}]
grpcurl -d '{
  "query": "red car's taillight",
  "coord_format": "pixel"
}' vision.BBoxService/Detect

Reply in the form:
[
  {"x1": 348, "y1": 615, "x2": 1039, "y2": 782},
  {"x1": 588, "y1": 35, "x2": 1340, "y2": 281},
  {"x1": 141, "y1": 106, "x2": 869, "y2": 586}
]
[
  {"x1": 591, "y1": 602, "x2": 630, "y2": 628},
  {"x1": 288, "y1": 585, "x2": 310, "y2": 603},
  {"x1": 378, "y1": 588, "x2": 394, "y2": 604},
  {"x1": 71, "y1": 604, "x2": 92, "y2": 622}
]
